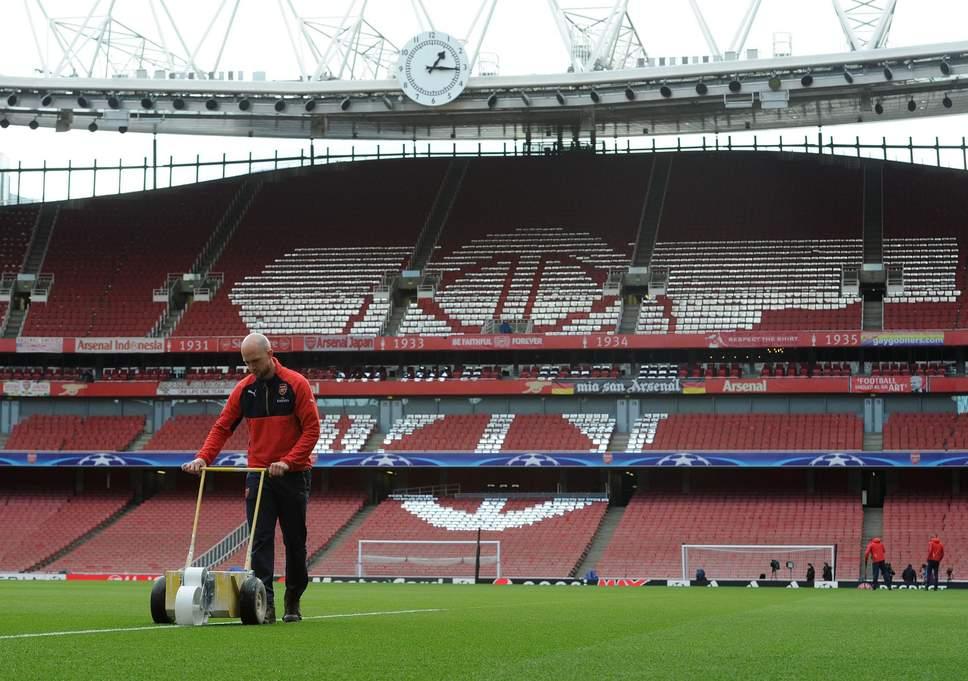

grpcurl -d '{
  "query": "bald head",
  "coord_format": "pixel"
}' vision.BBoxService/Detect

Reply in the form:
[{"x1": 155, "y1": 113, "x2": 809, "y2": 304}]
[
  {"x1": 242, "y1": 332, "x2": 271, "y2": 354},
  {"x1": 241, "y1": 333, "x2": 275, "y2": 380}
]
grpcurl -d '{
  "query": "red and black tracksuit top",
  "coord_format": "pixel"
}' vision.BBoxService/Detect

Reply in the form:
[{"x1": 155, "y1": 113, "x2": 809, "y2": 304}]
[{"x1": 198, "y1": 358, "x2": 320, "y2": 471}]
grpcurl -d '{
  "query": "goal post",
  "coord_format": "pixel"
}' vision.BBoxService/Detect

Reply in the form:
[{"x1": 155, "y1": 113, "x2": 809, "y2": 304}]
[
  {"x1": 357, "y1": 540, "x2": 501, "y2": 579},
  {"x1": 681, "y1": 544, "x2": 836, "y2": 582}
]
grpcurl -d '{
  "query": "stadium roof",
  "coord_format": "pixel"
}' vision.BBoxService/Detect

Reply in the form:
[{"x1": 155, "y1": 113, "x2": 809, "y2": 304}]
[{"x1": 0, "y1": 40, "x2": 966, "y2": 140}]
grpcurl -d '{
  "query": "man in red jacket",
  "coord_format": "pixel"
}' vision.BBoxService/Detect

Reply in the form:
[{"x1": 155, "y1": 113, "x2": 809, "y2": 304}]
[
  {"x1": 864, "y1": 537, "x2": 889, "y2": 588},
  {"x1": 926, "y1": 535, "x2": 945, "y2": 589},
  {"x1": 183, "y1": 333, "x2": 320, "y2": 624}
]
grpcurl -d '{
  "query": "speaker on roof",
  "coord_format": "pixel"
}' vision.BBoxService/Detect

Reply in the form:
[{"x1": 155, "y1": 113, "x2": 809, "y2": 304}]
[{"x1": 55, "y1": 109, "x2": 74, "y2": 133}]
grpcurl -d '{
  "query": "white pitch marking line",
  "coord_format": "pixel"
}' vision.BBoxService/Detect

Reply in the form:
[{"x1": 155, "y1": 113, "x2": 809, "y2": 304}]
[{"x1": 0, "y1": 608, "x2": 446, "y2": 640}]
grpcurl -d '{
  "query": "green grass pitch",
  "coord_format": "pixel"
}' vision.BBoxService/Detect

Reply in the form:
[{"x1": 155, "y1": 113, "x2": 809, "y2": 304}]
[{"x1": 0, "y1": 581, "x2": 964, "y2": 680}]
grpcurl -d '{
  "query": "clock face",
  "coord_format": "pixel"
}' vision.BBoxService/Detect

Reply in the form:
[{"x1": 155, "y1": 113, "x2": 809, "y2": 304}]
[{"x1": 396, "y1": 31, "x2": 469, "y2": 106}]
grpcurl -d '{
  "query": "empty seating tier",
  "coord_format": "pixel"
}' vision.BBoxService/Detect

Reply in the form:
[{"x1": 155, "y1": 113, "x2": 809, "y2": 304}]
[
  {"x1": 174, "y1": 160, "x2": 446, "y2": 337},
  {"x1": 47, "y1": 489, "x2": 244, "y2": 574},
  {"x1": 22, "y1": 182, "x2": 236, "y2": 336},
  {"x1": 7, "y1": 415, "x2": 145, "y2": 451},
  {"x1": 313, "y1": 414, "x2": 376, "y2": 453},
  {"x1": 883, "y1": 413, "x2": 968, "y2": 450},
  {"x1": 144, "y1": 414, "x2": 249, "y2": 451},
  {"x1": 0, "y1": 491, "x2": 130, "y2": 571},
  {"x1": 883, "y1": 491, "x2": 968, "y2": 581},
  {"x1": 597, "y1": 489, "x2": 861, "y2": 580},
  {"x1": 641, "y1": 413, "x2": 862, "y2": 451},
  {"x1": 400, "y1": 226, "x2": 626, "y2": 335},
  {"x1": 641, "y1": 239, "x2": 863, "y2": 333},
  {"x1": 883, "y1": 237, "x2": 965, "y2": 330},
  {"x1": 380, "y1": 413, "x2": 615, "y2": 452},
  {"x1": 314, "y1": 495, "x2": 608, "y2": 578}
]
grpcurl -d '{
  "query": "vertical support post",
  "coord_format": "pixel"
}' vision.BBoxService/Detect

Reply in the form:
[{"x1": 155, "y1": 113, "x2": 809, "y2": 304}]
[
  {"x1": 248, "y1": 151, "x2": 253, "y2": 175},
  {"x1": 143, "y1": 157, "x2": 148, "y2": 191},
  {"x1": 935, "y1": 137, "x2": 941, "y2": 167},
  {"x1": 908, "y1": 136, "x2": 913, "y2": 164},
  {"x1": 169, "y1": 156, "x2": 174, "y2": 188},
  {"x1": 67, "y1": 160, "x2": 72, "y2": 200},
  {"x1": 195, "y1": 154, "x2": 201, "y2": 183},
  {"x1": 856, "y1": 136, "x2": 861, "y2": 157},
  {"x1": 882, "y1": 137, "x2": 887, "y2": 160},
  {"x1": 118, "y1": 158, "x2": 122, "y2": 195},
  {"x1": 223, "y1": 152, "x2": 227, "y2": 178},
  {"x1": 42, "y1": 160, "x2": 47, "y2": 203},
  {"x1": 92, "y1": 159, "x2": 98, "y2": 197},
  {"x1": 153, "y1": 133, "x2": 158, "y2": 190}
]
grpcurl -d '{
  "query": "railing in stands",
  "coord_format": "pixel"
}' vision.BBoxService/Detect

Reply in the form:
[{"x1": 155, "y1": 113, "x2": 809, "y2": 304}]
[
  {"x1": 481, "y1": 318, "x2": 534, "y2": 334},
  {"x1": 391, "y1": 483, "x2": 461, "y2": 497},
  {"x1": 30, "y1": 274, "x2": 53, "y2": 303},
  {"x1": 191, "y1": 521, "x2": 248, "y2": 569},
  {"x1": 0, "y1": 273, "x2": 16, "y2": 296},
  {"x1": 7, "y1": 134, "x2": 968, "y2": 206}
]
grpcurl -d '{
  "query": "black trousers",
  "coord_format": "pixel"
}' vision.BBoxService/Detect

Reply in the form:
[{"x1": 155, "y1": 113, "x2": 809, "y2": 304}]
[
  {"x1": 927, "y1": 559, "x2": 941, "y2": 587},
  {"x1": 245, "y1": 470, "x2": 310, "y2": 606}
]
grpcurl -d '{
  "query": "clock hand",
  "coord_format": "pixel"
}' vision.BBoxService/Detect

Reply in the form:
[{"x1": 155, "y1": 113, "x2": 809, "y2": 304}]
[{"x1": 426, "y1": 50, "x2": 446, "y2": 73}]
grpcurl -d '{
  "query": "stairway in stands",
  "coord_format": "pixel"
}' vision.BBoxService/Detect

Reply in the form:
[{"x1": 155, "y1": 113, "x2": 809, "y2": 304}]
[
  {"x1": 618, "y1": 301, "x2": 639, "y2": 334},
  {"x1": 859, "y1": 507, "x2": 883, "y2": 579},
  {"x1": 150, "y1": 177, "x2": 263, "y2": 337},
  {"x1": 308, "y1": 504, "x2": 377, "y2": 569},
  {"x1": 409, "y1": 159, "x2": 470, "y2": 271},
  {"x1": 574, "y1": 505, "x2": 624, "y2": 578},
  {"x1": 5, "y1": 204, "x2": 58, "y2": 337},
  {"x1": 22, "y1": 204, "x2": 58, "y2": 275},
  {"x1": 863, "y1": 299, "x2": 883, "y2": 330},
  {"x1": 630, "y1": 154, "x2": 670, "y2": 268}
]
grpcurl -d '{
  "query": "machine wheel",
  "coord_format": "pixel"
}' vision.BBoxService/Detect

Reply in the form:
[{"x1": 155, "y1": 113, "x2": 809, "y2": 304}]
[
  {"x1": 239, "y1": 576, "x2": 267, "y2": 625},
  {"x1": 150, "y1": 576, "x2": 173, "y2": 624}
]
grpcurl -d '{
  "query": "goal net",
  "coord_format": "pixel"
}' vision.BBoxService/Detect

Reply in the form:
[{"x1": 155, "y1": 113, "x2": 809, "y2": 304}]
[
  {"x1": 681, "y1": 544, "x2": 836, "y2": 582},
  {"x1": 357, "y1": 540, "x2": 502, "y2": 579}
]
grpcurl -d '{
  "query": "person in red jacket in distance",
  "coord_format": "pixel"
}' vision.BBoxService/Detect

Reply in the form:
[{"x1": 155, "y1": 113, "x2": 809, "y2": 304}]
[
  {"x1": 926, "y1": 535, "x2": 945, "y2": 589},
  {"x1": 864, "y1": 537, "x2": 889, "y2": 589},
  {"x1": 183, "y1": 333, "x2": 320, "y2": 624}
]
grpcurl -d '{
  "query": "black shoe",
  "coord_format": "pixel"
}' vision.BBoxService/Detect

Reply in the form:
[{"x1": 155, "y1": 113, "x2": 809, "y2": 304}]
[
  {"x1": 263, "y1": 604, "x2": 276, "y2": 624},
  {"x1": 283, "y1": 590, "x2": 302, "y2": 622}
]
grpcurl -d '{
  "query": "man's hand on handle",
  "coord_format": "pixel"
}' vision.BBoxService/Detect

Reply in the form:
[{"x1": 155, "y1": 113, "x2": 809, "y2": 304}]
[
  {"x1": 269, "y1": 461, "x2": 289, "y2": 477},
  {"x1": 182, "y1": 457, "x2": 206, "y2": 475}
]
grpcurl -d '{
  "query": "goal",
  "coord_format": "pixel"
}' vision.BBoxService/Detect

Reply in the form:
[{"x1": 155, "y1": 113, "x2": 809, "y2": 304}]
[
  {"x1": 681, "y1": 544, "x2": 836, "y2": 582},
  {"x1": 357, "y1": 540, "x2": 502, "y2": 579}
]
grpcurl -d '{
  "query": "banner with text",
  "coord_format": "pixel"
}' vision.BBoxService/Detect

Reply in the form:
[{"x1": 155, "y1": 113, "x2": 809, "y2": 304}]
[
  {"x1": 3, "y1": 329, "x2": 966, "y2": 354},
  {"x1": 3, "y1": 450, "x2": 968, "y2": 468}
]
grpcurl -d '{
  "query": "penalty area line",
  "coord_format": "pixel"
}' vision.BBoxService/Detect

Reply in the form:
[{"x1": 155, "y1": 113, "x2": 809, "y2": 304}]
[{"x1": 0, "y1": 607, "x2": 446, "y2": 640}]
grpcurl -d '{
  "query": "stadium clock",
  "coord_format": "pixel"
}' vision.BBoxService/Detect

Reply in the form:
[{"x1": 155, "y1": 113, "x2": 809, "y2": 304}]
[{"x1": 395, "y1": 31, "x2": 470, "y2": 106}]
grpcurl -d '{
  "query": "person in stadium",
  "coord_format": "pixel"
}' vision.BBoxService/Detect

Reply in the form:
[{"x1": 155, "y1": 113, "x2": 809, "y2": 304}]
[
  {"x1": 805, "y1": 563, "x2": 815, "y2": 585},
  {"x1": 864, "y1": 536, "x2": 888, "y2": 588},
  {"x1": 822, "y1": 561, "x2": 833, "y2": 582},
  {"x1": 926, "y1": 534, "x2": 945, "y2": 588},
  {"x1": 182, "y1": 332, "x2": 320, "y2": 624},
  {"x1": 901, "y1": 563, "x2": 917, "y2": 586}
]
